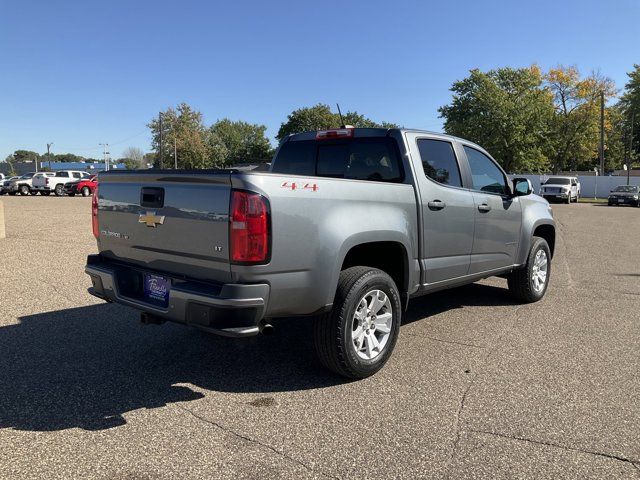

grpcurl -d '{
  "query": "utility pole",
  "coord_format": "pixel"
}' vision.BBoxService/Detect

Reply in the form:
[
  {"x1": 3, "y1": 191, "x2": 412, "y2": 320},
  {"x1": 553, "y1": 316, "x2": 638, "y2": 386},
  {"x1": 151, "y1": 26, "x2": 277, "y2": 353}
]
[
  {"x1": 628, "y1": 111, "x2": 635, "y2": 186},
  {"x1": 599, "y1": 91, "x2": 605, "y2": 177},
  {"x1": 174, "y1": 136, "x2": 177, "y2": 169},
  {"x1": 159, "y1": 112, "x2": 164, "y2": 169},
  {"x1": 46, "y1": 142, "x2": 53, "y2": 170},
  {"x1": 99, "y1": 143, "x2": 110, "y2": 171}
]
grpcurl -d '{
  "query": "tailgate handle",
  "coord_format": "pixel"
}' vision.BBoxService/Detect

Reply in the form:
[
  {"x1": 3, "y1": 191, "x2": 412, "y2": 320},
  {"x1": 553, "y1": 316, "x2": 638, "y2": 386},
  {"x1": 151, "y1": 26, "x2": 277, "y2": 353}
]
[{"x1": 140, "y1": 187, "x2": 164, "y2": 208}]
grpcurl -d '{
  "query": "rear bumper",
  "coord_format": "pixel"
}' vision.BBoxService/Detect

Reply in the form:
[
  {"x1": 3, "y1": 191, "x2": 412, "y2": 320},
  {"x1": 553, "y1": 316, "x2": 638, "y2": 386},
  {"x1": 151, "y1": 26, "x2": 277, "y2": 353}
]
[
  {"x1": 608, "y1": 197, "x2": 639, "y2": 205},
  {"x1": 85, "y1": 255, "x2": 269, "y2": 337}
]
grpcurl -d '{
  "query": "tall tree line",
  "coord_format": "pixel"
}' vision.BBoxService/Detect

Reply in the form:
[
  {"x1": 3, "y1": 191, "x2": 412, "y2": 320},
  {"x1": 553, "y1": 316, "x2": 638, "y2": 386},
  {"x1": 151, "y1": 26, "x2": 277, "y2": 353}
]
[{"x1": 439, "y1": 64, "x2": 639, "y2": 173}]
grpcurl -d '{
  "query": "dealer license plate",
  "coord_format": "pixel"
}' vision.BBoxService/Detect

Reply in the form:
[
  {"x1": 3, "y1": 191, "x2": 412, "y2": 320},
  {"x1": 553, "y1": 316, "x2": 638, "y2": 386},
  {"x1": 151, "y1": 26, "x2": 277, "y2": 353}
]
[{"x1": 143, "y1": 273, "x2": 170, "y2": 307}]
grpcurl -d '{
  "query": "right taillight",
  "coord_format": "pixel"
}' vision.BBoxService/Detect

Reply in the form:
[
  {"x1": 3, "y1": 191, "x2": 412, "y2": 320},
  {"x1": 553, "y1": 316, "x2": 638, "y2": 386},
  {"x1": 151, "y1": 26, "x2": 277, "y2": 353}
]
[
  {"x1": 230, "y1": 190, "x2": 270, "y2": 264},
  {"x1": 92, "y1": 184, "x2": 99, "y2": 238}
]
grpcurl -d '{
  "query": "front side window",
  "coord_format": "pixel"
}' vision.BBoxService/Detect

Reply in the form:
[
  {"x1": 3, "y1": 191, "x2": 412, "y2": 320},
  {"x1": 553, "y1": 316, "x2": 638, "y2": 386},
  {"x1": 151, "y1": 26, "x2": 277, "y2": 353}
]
[
  {"x1": 464, "y1": 146, "x2": 507, "y2": 195},
  {"x1": 417, "y1": 139, "x2": 462, "y2": 188},
  {"x1": 72, "y1": 172, "x2": 81, "y2": 178}
]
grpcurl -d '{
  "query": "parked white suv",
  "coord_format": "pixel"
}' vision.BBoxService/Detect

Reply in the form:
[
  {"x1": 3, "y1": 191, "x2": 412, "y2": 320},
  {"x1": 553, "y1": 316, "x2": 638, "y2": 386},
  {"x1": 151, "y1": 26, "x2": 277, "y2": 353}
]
[
  {"x1": 540, "y1": 176, "x2": 580, "y2": 204},
  {"x1": 32, "y1": 170, "x2": 90, "y2": 196}
]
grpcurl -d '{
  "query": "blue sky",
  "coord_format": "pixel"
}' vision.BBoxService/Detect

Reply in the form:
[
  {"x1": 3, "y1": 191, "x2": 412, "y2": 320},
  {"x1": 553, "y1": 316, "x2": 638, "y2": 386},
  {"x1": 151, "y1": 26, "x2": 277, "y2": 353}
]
[{"x1": 1, "y1": 0, "x2": 638, "y2": 160}]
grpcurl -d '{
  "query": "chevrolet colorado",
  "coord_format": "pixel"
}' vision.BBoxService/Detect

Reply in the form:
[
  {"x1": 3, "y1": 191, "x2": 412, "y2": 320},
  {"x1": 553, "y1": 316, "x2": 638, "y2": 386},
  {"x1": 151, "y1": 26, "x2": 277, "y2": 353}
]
[{"x1": 86, "y1": 128, "x2": 555, "y2": 378}]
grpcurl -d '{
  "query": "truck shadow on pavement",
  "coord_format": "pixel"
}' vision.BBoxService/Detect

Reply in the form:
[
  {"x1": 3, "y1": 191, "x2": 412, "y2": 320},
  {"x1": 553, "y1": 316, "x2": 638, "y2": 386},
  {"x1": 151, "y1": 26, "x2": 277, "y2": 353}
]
[{"x1": 0, "y1": 283, "x2": 513, "y2": 432}]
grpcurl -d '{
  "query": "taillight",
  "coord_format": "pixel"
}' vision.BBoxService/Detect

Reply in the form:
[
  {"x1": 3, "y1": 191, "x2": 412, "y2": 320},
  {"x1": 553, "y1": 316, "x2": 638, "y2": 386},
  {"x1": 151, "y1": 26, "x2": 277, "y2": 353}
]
[
  {"x1": 92, "y1": 185, "x2": 99, "y2": 238},
  {"x1": 45, "y1": 178, "x2": 49, "y2": 185},
  {"x1": 230, "y1": 190, "x2": 270, "y2": 264},
  {"x1": 316, "y1": 128, "x2": 354, "y2": 140}
]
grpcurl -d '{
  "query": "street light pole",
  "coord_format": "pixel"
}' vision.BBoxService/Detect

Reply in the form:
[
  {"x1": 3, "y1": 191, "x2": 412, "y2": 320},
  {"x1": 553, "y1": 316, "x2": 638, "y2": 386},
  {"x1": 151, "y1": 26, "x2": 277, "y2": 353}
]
[
  {"x1": 599, "y1": 91, "x2": 605, "y2": 177},
  {"x1": 628, "y1": 111, "x2": 635, "y2": 186},
  {"x1": 159, "y1": 112, "x2": 164, "y2": 169},
  {"x1": 46, "y1": 142, "x2": 54, "y2": 170},
  {"x1": 99, "y1": 143, "x2": 110, "y2": 171}
]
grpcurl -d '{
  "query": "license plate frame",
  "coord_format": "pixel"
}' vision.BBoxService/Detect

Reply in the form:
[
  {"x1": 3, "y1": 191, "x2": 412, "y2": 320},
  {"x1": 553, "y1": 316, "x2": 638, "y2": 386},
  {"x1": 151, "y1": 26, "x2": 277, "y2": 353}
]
[
  {"x1": 143, "y1": 273, "x2": 171, "y2": 307},
  {"x1": 618, "y1": 199, "x2": 625, "y2": 203}
]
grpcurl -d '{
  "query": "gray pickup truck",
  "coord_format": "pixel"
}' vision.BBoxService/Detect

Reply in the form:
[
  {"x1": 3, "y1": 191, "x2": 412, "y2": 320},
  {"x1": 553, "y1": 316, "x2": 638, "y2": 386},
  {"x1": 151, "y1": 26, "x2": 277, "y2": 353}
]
[{"x1": 86, "y1": 128, "x2": 555, "y2": 378}]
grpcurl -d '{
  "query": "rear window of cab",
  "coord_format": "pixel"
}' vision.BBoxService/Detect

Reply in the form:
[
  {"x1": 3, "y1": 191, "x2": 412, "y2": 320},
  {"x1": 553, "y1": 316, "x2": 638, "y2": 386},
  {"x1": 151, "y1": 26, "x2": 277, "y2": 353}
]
[{"x1": 272, "y1": 137, "x2": 403, "y2": 183}]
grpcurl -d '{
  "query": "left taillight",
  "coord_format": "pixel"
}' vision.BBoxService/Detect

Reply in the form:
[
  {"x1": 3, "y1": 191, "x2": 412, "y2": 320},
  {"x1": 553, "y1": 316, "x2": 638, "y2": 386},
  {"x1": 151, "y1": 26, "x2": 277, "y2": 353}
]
[
  {"x1": 92, "y1": 184, "x2": 99, "y2": 238},
  {"x1": 230, "y1": 190, "x2": 270, "y2": 264}
]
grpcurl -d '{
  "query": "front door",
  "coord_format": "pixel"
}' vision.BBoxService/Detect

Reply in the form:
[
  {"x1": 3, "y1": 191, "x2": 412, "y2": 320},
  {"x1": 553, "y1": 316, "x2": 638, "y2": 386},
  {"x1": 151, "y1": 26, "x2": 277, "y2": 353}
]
[
  {"x1": 462, "y1": 145, "x2": 522, "y2": 274},
  {"x1": 407, "y1": 134, "x2": 476, "y2": 285}
]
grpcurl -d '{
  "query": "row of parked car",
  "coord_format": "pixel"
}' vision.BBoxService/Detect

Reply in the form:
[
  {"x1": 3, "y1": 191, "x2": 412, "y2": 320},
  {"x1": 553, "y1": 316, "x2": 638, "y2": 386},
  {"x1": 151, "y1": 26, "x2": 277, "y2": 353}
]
[
  {"x1": 0, "y1": 171, "x2": 98, "y2": 197},
  {"x1": 538, "y1": 175, "x2": 640, "y2": 207}
]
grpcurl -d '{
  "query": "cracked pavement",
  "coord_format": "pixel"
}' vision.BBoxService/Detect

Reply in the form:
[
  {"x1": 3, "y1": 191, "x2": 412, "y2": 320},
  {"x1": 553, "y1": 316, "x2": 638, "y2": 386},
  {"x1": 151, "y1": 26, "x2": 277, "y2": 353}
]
[{"x1": 0, "y1": 197, "x2": 638, "y2": 479}]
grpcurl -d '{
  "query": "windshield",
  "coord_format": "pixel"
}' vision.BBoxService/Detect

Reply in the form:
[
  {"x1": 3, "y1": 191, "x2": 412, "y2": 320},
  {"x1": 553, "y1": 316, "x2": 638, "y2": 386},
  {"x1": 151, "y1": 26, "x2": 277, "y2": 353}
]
[
  {"x1": 544, "y1": 177, "x2": 571, "y2": 185},
  {"x1": 612, "y1": 185, "x2": 639, "y2": 193},
  {"x1": 20, "y1": 173, "x2": 35, "y2": 179}
]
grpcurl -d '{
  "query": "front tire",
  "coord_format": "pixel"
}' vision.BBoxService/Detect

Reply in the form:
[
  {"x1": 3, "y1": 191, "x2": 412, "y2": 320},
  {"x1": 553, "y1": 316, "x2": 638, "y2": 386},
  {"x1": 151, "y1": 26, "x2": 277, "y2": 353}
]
[
  {"x1": 19, "y1": 185, "x2": 30, "y2": 196},
  {"x1": 314, "y1": 267, "x2": 401, "y2": 379},
  {"x1": 507, "y1": 236, "x2": 551, "y2": 303},
  {"x1": 81, "y1": 186, "x2": 91, "y2": 197}
]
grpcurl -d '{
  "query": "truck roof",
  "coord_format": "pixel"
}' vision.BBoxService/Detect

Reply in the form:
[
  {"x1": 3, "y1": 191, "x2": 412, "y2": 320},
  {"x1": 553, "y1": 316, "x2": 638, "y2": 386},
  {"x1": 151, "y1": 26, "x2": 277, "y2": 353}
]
[{"x1": 285, "y1": 127, "x2": 486, "y2": 151}]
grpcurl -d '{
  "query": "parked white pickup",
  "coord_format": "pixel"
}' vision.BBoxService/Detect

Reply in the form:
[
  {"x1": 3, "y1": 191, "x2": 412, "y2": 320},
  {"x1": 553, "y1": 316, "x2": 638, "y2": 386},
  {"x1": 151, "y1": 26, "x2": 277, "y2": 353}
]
[{"x1": 32, "y1": 170, "x2": 91, "y2": 196}]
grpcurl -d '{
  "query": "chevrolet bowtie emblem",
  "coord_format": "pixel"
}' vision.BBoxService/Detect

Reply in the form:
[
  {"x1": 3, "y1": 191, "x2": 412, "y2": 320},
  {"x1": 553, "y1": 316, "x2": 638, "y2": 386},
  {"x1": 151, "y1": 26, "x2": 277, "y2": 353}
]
[{"x1": 138, "y1": 211, "x2": 165, "y2": 227}]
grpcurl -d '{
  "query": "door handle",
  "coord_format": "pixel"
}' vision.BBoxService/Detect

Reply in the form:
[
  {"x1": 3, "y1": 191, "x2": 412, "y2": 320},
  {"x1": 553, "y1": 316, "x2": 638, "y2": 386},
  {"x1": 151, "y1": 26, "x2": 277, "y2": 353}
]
[
  {"x1": 427, "y1": 200, "x2": 446, "y2": 211},
  {"x1": 478, "y1": 203, "x2": 492, "y2": 213}
]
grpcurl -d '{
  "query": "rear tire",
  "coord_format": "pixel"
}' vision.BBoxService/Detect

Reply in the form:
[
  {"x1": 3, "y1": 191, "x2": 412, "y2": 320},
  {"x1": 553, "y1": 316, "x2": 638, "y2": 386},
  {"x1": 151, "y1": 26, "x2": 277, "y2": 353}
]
[
  {"x1": 54, "y1": 184, "x2": 64, "y2": 196},
  {"x1": 68, "y1": 192, "x2": 75, "y2": 197},
  {"x1": 314, "y1": 267, "x2": 401, "y2": 379},
  {"x1": 507, "y1": 236, "x2": 551, "y2": 303}
]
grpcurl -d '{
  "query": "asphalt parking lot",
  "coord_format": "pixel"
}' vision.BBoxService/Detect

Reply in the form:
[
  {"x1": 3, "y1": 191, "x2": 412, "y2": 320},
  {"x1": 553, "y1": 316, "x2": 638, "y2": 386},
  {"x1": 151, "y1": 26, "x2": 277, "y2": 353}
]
[{"x1": 0, "y1": 196, "x2": 638, "y2": 479}]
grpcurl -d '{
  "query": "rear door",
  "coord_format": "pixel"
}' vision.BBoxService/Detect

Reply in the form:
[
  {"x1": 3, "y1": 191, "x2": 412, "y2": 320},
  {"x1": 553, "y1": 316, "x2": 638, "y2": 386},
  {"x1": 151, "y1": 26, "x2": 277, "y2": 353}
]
[
  {"x1": 97, "y1": 171, "x2": 233, "y2": 283},
  {"x1": 461, "y1": 145, "x2": 522, "y2": 274},
  {"x1": 405, "y1": 133, "x2": 475, "y2": 285}
]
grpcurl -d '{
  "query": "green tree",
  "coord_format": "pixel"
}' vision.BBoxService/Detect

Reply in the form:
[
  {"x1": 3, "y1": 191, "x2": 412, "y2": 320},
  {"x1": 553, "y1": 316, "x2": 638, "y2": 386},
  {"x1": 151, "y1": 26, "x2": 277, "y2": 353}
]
[
  {"x1": 619, "y1": 64, "x2": 640, "y2": 160},
  {"x1": 4, "y1": 155, "x2": 17, "y2": 176},
  {"x1": 208, "y1": 119, "x2": 273, "y2": 166},
  {"x1": 602, "y1": 105, "x2": 626, "y2": 171},
  {"x1": 120, "y1": 147, "x2": 145, "y2": 169},
  {"x1": 10, "y1": 150, "x2": 41, "y2": 163},
  {"x1": 439, "y1": 66, "x2": 555, "y2": 173},
  {"x1": 545, "y1": 66, "x2": 616, "y2": 172},
  {"x1": 52, "y1": 153, "x2": 86, "y2": 163},
  {"x1": 276, "y1": 104, "x2": 397, "y2": 141},
  {"x1": 148, "y1": 103, "x2": 211, "y2": 169}
]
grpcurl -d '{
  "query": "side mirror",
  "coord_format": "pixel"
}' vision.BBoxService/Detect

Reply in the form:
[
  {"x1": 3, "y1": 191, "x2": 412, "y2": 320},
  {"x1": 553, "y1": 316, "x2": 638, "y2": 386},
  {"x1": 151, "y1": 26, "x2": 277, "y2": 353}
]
[{"x1": 512, "y1": 178, "x2": 533, "y2": 196}]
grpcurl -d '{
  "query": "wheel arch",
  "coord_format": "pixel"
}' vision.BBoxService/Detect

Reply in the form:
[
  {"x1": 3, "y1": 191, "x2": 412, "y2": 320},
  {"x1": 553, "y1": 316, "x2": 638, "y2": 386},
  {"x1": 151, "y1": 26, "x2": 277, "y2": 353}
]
[
  {"x1": 335, "y1": 236, "x2": 414, "y2": 309},
  {"x1": 533, "y1": 223, "x2": 555, "y2": 258}
]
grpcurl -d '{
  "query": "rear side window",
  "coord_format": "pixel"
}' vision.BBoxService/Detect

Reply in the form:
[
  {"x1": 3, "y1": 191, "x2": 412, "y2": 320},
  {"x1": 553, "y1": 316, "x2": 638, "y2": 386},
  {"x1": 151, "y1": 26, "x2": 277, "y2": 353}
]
[
  {"x1": 464, "y1": 146, "x2": 507, "y2": 195},
  {"x1": 272, "y1": 138, "x2": 403, "y2": 182},
  {"x1": 417, "y1": 139, "x2": 462, "y2": 188},
  {"x1": 72, "y1": 172, "x2": 81, "y2": 178},
  {"x1": 55, "y1": 172, "x2": 69, "y2": 178}
]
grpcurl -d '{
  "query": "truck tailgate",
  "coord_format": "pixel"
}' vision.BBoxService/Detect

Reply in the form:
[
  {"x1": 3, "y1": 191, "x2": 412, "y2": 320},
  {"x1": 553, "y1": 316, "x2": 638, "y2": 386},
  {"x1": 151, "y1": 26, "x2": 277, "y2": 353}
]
[{"x1": 96, "y1": 171, "x2": 232, "y2": 283}]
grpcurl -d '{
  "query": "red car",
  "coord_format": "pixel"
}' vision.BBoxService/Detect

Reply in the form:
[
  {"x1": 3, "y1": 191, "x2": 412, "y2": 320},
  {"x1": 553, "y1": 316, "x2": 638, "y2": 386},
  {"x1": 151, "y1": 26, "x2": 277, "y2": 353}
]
[{"x1": 65, "y1": 175, "x2": 97, "y2": 197}]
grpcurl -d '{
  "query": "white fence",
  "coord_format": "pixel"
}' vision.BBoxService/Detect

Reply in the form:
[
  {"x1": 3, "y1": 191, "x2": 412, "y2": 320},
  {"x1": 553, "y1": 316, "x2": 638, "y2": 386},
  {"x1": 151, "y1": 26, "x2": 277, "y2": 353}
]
[{"x1": 511, "y1": 175, "x2": 640, "y2": 198}]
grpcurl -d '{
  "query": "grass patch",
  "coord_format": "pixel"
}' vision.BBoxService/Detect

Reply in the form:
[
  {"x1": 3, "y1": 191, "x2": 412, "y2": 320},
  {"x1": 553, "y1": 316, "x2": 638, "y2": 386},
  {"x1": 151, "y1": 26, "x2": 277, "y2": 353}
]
[{"x1": 578, "y1": 197, "x2": 608, "y2": 203}]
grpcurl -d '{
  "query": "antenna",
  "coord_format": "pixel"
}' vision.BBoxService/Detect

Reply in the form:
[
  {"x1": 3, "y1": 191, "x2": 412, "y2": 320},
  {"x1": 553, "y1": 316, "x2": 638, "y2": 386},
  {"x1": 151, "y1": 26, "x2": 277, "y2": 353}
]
[{"x1": 336, "y1": 103, "x2": 345, "y2": 127}]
